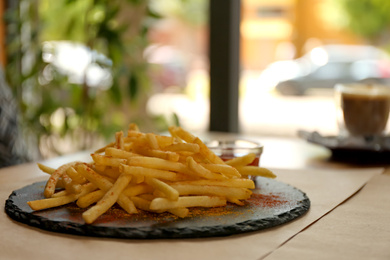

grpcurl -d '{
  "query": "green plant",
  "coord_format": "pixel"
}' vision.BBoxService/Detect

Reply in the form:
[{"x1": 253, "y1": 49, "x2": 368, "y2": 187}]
[
  {"x1": 329, "y1": 0, "x2": 390, "y2": 48},
  {"x1": 5, "y1": 0, "x2": 162, "y2": 158}
]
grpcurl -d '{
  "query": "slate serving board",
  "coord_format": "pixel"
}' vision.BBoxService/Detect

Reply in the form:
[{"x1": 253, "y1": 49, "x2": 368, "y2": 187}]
[
  {"x1": 5, "y1": 177, "x2": 310, "y2": 239},
  {"x1": 298, "y1": 130, "x2": 390, "y2": 163}
]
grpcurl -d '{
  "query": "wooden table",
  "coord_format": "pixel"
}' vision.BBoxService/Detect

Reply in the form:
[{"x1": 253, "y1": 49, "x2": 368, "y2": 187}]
[{"x1": 1, "y1": 135, "x2": 389, "y2": 260}]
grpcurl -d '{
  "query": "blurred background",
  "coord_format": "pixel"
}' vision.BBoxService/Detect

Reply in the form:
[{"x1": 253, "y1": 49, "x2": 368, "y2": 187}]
[{"x1": 1, "y1": 0, "x2": 390, "y2": 164}]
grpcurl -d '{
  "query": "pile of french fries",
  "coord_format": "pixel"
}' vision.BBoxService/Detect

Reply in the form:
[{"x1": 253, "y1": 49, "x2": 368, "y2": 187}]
[{"x1": 28, "y1": 124, "x2": 276, "y2": 224}]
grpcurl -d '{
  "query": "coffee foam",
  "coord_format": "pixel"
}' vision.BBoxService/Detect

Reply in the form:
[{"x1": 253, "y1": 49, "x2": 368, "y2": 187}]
[{"x1": 336, "y1": 84, "x2": 390, "y2": 97}]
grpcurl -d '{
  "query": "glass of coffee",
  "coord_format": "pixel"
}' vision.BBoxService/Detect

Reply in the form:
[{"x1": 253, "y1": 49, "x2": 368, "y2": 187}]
[{"x1": 335, "y1": 83, "x2": 390, "y2": 139}]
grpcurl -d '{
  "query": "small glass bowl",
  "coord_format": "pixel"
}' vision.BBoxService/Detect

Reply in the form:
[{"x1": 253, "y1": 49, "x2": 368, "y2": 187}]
[{"x1": 206, "y1": 139, "x2": 263, "y2": 166}]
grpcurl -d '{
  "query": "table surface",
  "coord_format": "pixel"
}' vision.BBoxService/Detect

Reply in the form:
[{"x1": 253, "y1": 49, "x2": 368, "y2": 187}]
[{"x1": 1, "y1": 134, "x2": 389, "y2": 260}]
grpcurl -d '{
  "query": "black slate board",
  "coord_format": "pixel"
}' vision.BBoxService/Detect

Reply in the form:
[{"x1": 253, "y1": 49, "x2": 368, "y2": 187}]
[
  {"x1": 5, "y1": 177, "x2": 310, "y2": 239},
  {"x1": 298, "y1": 130, "x2": 390, "y2": 164}
]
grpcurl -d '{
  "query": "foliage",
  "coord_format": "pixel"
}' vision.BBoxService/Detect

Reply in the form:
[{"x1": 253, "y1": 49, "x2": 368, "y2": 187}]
[
  {"x1": 329, "y1": 0, "x2": 390, "y2": 47},
  {"x1": 149, "y1": 0, "x2": 208, "y2": 27},
  {"x1": 5, "y1": 0, "x2": 162, "y2": 158}
]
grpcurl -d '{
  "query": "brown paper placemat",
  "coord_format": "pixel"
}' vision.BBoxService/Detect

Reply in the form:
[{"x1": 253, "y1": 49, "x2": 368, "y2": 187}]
[{"x1": 264, "y1": 168, "x2": 390, "y2": 260}]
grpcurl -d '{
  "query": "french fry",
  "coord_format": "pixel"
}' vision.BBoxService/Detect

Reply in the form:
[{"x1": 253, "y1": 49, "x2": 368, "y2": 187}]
[
  {"x1": 115, "y1": 131, "x2": 124, "y2": 150},
  {"x1": 225, "y1": 153, "x2": 256, "y2": 167},
  {"x1": 186, "y1": 157, "x2": 227, "y2": 180},
  {"x1": 91, "y1": 154, "x2": 127, "y2": 167},
  {"x1": 128, "y1": 123, "x2": 140, "y2": 132},
  {"x1": 163, "y1": 143, "x2": 200, "y2": 153},
  {"x1": 149, "y1": 196, "x2": 226, "y2": 211},
  {"x1": 94, "y1": 166, "x2": 121, "y2": 180},
  {"x1": 62, "y1": 175, "x2": 82, "y2": 195},
  {"x1": 37, "y1": 163, "x2": 55, "y2": 175},
  {"x1": 37, "y1": 163, "x2": 67, "y2": 188},
  {"x1": 105, "y1": 147, "x2": 137, "y2": 159},
  {"x1": 82, "y1": 174, "x2": 133, "y2": 224},
  {"x1": 122, "y1": 183, "x2": 154, "y2": 197},
  {"x1": 145, "y1": 133, "x2": 159, "y2": 149},
  {"x1": 119, "y1": 165, "x2": 177, "y2": 181},
  {"x1": 154, "y1": 135, "x2": 175, "y2": 148},
  {"x1": 168, "y1": 126, "x2": 196, "y2": 143},
  {"x1": 200, "y1": 163, "x2": 241, "y2": 178},
  {"x1": 193, "y1": 137, "x2": 225, "y2": 164},
  {"x1": 127, "y1": 156, "x2": 187, "y2": 173},
  {"x1": 44, "y1": 161, "x2": 82, "y2": 198},
  {"x1": 77, "y1": 189, "x2": 105, "y2": 208},
  {"x1": 170, "y1": 184, "x2": 252, "y2": 200},
  {"x1": 170, "y1": 178, "x2": 255, "y2": 189},
  {"x1": 66, "y1": 166, "x2": 87, "y2": 184},
  {"x1": 167, "y1": 207, "x2": 189, "y2": 218},
  {"x1": 76, "y1": 164, "x2": 138, "y2": 215},
  {"x1": 28, "y1": 183, "x2": 96, "y2": 210},
  {"x1": 145, "y1": 177, "x2": 179, "y2": 201},
  {"x1": 130, "y1": 196, "x2": 154, "y2": 212},
  {"x1": 234, "y1": 166, "x2": 276, "y2": 179},
  {"x1": 133, "y1": 146, "x2": 180, "y2": 161},
  {"x1": 94, "y1": 142, "x2": 115, "y2": 154}
]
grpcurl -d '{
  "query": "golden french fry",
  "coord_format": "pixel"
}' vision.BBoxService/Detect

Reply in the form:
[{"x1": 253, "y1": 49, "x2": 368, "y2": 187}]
[
  {"x1": 145, "y1": 133, "x2": 159, "y2": 149},
  {"x1": 37, "y1": 163, "x2": 67, "y2": 188},
  {"x1": 170, "y1": 178, "x2": 255, "y2": 189},
  {"x1": 62, "y1": 175, "x2": 82, "y2": 195},
  {"x1": 168, "y1": 207, "x2": 189, "y2": 218},
  {"x1": 154, "y1": 135, "x2": 175, "y2": 148},
  {"x1": 128, "y1": 123, "x2": 140, "y2": 132},
  {"x1": 82, "y1": 174, "x2": 132, "y2": 224},
  {"x1": 94, "y1": 166, "x2": 121, "y2": 180},
  {"x1": 66, "y1": 166, "x2": 87, "y2": 184},
  {"x1": 115, "y1": 131, "x2": 124, "y2": 150},
  {"x1": 91, "y1": 154, "x2": 127, "y2": 167},
  {"x1": 76, "y1": 164, "x2": 113, "y2": 189},
  {"x1": 37, "y1": 163, "x2": 55, "y2": 174},
  {"x1": 28, "y1": 183, "x2": 96, "y2": 211},
  {"x1": 76, "y1": 164, "x2": 138, "y2": 215},
  {"x1": 125, "y1": 132, "x2": 145, "y2": 142},
  {"x1": 127, "y1": 156, "x2": 187, "y2": 173},
  {"x1": 168, "y1": 126, "x2": 196, "y2": 143},
  {"x1": 77, "y1": 189, "x2": 105, "y2": 208},
  {"x1": 51, "y1": 190, "x2": 68, "y2": 198},
  {"x1": 94, "y1": 142, "x2": 115, "y2": 154},
  {"x1": 164, "y1": 143, "x2": 200, "y2": 153},
  {"x1": 130, "y1": 174, "x2": 145, "y2": 184},
  {"x1": 193, "y1": 137, "x2": 225, "y2": 164},
  {"x1": 116, "y1": 194, "x2": 138, "y2": 215},
  {"x1": 105, "y1": 147, "x2": 137, "y2": 159},
  {"x1": 145, "y1": 177, "x2": 179, "y2": 201},
  {"x1": 186, "y1": 157, "x2": 227, "y2": 180},
  {"x1": 170, "y1": 184, "x2": 252, "y2": 200},
  {"x1": 44, "y1": 161, "x2": 82, "y2": 198},
  {"x1": 133, "y1": 146, "x2": 180, "y2": 162},
  {"x1": 122, "y1": 183, "x2": 154, "y2": 197},
  {"x1": 227, "y1": 198, "x2": 245, "y2": 206},
  {"x1": 94, "y1": 164, "x2": 106, "y2": 172},
  {"x1": 225, "y1": 153, "x2": 256, "y2": 167},
  {"x1": 130, "y1": 196, "x2": 153, "y2": 212},
  {"x1": 119, "y1": 164, "x2": 177, "y2": 181},
  {"x1": 150, "y1": 196, "x2": 226, "y2": 211},
  {"x1": 234, "y1": 166, "x2": 276, "y2": 178},
  {"x1": 200, "y1": 163, "x2": 241, "y2": 178}
]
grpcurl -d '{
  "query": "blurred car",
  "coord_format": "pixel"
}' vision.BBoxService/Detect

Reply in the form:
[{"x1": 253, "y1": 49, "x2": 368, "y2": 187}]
[{"x1": 260, "y1": 44, "x2": 390, "y2": 95}]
